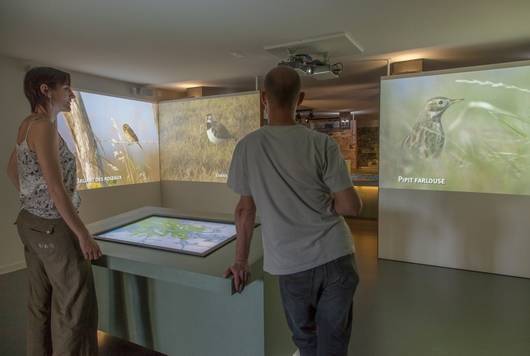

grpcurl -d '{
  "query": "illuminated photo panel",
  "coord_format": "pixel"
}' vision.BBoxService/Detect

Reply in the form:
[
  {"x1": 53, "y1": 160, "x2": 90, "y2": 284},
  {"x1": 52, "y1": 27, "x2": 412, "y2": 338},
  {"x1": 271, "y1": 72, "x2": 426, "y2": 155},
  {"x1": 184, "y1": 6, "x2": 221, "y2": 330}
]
[
  {"x1": 58, "y1": 91, "x2": 160, "y2": 190},
  {"x1": 158, "y1": 92, "x2": 261, "y2": 183},
  {"x1": 380, "y1": 62, "x2": 530, "y2": 195}
]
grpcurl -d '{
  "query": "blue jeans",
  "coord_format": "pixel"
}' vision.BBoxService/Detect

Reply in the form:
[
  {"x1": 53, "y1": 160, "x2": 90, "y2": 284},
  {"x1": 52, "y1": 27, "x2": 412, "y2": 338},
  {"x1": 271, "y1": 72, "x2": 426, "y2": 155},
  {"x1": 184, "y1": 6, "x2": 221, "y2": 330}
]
[{"x1": 278, "y1": 254, "x2": 359, "y2": 356}]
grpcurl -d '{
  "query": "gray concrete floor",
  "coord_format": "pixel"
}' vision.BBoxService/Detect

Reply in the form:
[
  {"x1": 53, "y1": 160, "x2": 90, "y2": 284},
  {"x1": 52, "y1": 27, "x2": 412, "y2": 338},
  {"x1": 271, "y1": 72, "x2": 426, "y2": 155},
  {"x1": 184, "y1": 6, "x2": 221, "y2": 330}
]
[
  {"x1": 2, "y1": 219, "x2": 530, "y2": 355},
  {"x1": 0, "y1": 267, "x2": 27, "y2": 356},
  {"x1": 347, "y1": 219, "x2": 530, "y2": 356}
]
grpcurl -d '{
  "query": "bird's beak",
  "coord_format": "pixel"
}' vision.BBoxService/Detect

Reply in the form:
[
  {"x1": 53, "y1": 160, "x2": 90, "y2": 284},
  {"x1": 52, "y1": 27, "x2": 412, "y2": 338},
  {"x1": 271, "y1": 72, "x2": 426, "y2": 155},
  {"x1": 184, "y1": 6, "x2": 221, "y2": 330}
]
[{"x1": 450, "y1": 98, "x2": 464, "y2": 104}]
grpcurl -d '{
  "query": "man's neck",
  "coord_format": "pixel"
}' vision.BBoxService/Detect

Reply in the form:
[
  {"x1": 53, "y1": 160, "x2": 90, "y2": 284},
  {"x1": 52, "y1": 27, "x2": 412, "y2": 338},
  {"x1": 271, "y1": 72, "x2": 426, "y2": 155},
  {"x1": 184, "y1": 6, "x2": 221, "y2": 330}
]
[
  {"x1": 268, "y1": 109, "x2": 296, "y2": 126},
  {"x1": 269, "y1": 119, "x2": 296, "y2": 126}
]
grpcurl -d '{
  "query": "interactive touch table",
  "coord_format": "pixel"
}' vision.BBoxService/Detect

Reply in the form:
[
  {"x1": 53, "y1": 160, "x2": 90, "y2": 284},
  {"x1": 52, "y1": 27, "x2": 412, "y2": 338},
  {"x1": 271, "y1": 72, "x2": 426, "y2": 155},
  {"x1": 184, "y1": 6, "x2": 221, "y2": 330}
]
[{"x1": 88, "y1": 206, "x2": 292, "y2": 356}]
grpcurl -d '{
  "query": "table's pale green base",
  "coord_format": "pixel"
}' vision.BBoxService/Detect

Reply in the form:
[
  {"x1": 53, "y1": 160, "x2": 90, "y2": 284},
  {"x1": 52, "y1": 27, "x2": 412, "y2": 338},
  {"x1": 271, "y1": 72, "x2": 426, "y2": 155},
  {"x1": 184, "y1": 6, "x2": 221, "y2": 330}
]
[{"x1": 89, "y1": 207, "x2": 295, "y2": 356}]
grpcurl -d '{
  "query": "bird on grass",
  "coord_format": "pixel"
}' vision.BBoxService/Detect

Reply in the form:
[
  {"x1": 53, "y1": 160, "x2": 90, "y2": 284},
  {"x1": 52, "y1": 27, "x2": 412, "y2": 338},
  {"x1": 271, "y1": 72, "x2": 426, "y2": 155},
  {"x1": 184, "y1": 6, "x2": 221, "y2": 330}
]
[
  {"x1": 402, "y1": 97, "x2": 463, "y2": 159},
  {"x1": 206, "y1": 113, "x2": 235, "y2": 144},
  {"x1": 122, "y1": 123, "x2": 143, "y2": 150}
]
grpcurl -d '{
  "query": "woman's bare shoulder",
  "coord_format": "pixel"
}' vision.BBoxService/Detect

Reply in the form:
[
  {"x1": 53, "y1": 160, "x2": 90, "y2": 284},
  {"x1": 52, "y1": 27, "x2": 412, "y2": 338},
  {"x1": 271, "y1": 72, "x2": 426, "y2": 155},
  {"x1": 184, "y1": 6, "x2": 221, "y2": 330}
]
[
  {"x1": 19, "y1": 114, "x2": 50, "y2": 129},
  {"x1": 17, "y1": 114, "x2": 55, "y2": 147}
]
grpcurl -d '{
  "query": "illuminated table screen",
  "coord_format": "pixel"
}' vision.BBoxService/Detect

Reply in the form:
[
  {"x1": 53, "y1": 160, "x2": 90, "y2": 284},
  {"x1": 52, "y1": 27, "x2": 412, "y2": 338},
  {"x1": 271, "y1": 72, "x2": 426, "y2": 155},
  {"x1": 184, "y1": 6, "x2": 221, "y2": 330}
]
[{"x1": 95, "y1": 215, "x2": 236, "y2": 257}]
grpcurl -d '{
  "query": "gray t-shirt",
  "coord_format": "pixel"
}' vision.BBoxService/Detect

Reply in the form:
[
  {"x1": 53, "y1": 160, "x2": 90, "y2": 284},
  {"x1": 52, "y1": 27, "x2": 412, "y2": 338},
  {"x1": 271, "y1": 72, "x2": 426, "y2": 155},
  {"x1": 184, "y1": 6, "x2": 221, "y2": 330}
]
[{"x1": 227, "y1": 124, "x2": 354, "y2": 275}]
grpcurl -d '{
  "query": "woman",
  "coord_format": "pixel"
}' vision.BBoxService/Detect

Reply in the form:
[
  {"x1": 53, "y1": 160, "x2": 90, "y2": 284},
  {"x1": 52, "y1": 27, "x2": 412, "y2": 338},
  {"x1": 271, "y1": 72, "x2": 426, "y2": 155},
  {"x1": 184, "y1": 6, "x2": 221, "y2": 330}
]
[{"x1": 6, "y1": 67, "x2": 101, "y2": 356}]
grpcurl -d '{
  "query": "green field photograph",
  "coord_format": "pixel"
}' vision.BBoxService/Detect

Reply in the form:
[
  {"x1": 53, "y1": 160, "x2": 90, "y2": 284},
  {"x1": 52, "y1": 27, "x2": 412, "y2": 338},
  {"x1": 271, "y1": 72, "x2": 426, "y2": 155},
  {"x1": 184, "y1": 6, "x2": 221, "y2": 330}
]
[{"x1": 159, "y1": 92, "x2": 261, "y2": 183}]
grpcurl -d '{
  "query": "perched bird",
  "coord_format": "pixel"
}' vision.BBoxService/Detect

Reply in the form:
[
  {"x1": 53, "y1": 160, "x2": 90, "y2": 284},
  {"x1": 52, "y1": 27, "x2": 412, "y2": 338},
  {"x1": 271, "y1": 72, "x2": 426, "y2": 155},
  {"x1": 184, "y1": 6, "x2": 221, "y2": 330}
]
[
  {"x1": 206, "y1": 114, "x2": 235, "y2": 144},
  {"x1": 122, "y1": 123, "x2": 143, "y2": 150},
  {"x1": 402, "y1": 97, "x2": 463, "y2": 159}
]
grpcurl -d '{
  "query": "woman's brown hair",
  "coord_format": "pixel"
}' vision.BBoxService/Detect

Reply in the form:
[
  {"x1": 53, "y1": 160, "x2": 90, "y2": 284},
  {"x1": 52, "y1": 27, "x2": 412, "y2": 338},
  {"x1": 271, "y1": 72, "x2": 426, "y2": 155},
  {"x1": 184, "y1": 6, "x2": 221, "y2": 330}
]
[{"x1": 23, "y1": 67, "x2": 71, "y2": 112}]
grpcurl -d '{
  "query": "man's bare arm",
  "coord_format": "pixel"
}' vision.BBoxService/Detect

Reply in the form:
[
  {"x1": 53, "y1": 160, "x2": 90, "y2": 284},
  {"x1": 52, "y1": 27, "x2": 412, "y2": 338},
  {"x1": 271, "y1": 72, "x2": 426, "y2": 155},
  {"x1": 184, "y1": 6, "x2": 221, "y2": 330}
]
[
  {"x1": 224, "y1": 196, "x2": 256, "y2": 292},
  {"x1": 333, "y1": 187, "x2": 362, "y2": 217}
]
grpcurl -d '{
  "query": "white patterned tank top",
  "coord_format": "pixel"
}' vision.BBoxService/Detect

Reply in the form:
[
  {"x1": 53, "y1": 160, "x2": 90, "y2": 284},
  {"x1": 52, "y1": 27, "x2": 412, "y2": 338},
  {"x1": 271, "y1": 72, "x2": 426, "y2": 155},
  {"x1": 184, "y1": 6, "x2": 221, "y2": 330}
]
[{"x1": 16, "y1": 120, "x2": 80, "y2": 219}]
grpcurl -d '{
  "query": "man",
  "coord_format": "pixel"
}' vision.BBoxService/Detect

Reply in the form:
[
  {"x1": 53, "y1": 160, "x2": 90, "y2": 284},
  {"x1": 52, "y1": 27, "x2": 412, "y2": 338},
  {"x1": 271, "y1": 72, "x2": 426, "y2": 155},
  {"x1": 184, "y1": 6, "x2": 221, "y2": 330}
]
[{"x1": 224, "y1": 66, "x2": 362, "y2": 356}]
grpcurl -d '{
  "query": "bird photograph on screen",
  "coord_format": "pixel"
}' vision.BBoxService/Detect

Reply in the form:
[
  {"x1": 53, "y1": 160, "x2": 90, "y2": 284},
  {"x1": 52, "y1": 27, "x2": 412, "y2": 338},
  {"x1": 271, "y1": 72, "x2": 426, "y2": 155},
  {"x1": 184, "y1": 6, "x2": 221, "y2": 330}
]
[
  {"x1": 402, "y1": 96, "x2": 463, "y2": 159},
  {"x1": 122, "y1": 123, "x2": 144, "y2": 150},
  {"x1": 381, "y1": 63, "x2": 530, "y2": 196},
  {"x1": 206, "y1": 113, "x2": 237, "y2": 144},
  {"x1": 57, "y1": 91, "x2": 160, "y2": 190},
  {"x1": 158, "y1": 92, "x2": 261, "y2": 183}
]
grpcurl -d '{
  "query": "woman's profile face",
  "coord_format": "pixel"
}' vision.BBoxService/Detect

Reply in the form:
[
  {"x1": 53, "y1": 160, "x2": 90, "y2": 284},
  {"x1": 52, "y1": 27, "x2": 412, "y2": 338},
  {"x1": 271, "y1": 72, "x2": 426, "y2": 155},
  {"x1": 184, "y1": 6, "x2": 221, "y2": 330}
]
[
  {"x1": 55, "y1": 84, "x2": 75, "y2": 112},
  {"x1": 47, "y1": 83, "x2": 76, "y2": 112}
]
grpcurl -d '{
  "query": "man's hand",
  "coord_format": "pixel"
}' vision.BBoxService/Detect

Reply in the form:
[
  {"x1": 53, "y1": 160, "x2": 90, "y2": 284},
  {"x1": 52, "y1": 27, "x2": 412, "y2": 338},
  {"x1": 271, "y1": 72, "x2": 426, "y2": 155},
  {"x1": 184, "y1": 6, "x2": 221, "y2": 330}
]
[
  {"x1": 224, "y1": 195, "x2": 255, "y2": 293},
  {"x1": 78, "y1": 235, "x2": 102, "y2": 261},
  {"x1": 224, "y1": 261, "x2": 250, "y2": 293}
]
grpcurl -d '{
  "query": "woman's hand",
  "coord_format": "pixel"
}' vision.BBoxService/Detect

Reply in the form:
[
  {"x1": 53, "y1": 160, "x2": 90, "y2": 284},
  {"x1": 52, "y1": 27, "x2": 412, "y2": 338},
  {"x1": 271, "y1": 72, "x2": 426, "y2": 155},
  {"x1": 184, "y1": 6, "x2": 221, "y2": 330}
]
[{"x1": 78, "y1": 235, "x2": 102, "y2": 260}]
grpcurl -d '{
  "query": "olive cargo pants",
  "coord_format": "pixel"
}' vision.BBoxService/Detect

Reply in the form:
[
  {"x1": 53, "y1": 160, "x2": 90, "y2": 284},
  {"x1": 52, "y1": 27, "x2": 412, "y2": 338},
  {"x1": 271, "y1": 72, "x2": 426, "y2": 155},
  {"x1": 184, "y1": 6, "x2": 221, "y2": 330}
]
[{"x1": 16, "y1": 209, "x2": 98, "y2": 356}]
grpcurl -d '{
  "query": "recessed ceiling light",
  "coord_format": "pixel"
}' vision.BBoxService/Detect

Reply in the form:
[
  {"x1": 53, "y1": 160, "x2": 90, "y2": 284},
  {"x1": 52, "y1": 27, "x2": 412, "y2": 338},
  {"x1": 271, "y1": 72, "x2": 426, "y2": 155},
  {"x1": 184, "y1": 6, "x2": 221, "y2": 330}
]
[
  {"x1": 167, "y1": 81, "x2": 204, "y2": 90},
  {"x1": 390, "y1": 51, "x2": 429, "y2": 63}
]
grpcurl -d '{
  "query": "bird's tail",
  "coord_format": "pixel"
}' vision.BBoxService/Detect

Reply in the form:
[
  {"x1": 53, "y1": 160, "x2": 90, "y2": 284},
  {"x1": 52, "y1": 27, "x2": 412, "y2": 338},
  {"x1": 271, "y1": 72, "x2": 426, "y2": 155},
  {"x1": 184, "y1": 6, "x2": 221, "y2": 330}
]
[{"x1": 137, "y1": 142, "x2": 144, "y2": 150}]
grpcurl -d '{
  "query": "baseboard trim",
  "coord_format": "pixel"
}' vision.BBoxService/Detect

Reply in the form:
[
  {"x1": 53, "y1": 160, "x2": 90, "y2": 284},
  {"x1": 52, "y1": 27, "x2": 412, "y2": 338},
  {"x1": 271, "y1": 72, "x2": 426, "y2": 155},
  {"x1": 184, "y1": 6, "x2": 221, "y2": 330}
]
[{"x1": 0, "y1": 261, "x2": 26, "y2": 275}]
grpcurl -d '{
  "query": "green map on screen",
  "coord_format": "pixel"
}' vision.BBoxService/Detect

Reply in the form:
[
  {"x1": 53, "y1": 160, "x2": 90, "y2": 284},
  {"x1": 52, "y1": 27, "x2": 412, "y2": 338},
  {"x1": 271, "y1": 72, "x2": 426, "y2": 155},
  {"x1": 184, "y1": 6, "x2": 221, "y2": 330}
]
[{"x1": 96, "y1": 216, "x2": 236, "y2": 255}]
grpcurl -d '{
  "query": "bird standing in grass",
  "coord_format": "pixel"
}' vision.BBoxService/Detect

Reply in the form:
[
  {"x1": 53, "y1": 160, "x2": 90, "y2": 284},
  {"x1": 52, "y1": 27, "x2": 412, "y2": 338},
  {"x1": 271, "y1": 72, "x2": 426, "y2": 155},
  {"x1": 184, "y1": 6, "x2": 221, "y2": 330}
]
[
  {"x1": 206, "y1": 113, "x2": 235, "y2": 144},
  {"x1": 402, "y1": 97, "x2": 463, "y2": 159},
  {"x1": 122, "y1": 123, "x2": 143, "y2": 150}
]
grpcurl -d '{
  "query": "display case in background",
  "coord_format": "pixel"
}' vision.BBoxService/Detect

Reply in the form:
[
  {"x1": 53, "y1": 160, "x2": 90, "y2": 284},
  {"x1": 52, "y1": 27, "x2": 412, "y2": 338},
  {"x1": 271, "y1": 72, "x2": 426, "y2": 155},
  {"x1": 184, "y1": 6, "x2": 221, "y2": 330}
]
[
  {"x1": 301, "y1": 112, "x2": 379, "y2": 219},
  {"x1": 356, "y1": 126, "x2": 379, "y2": 171}
]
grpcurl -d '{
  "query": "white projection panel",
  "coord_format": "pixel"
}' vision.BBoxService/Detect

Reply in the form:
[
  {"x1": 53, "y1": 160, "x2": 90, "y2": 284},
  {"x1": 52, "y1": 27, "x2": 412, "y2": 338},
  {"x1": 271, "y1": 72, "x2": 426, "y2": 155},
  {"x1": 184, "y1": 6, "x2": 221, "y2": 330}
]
[{"x1": 379, "y1": 61, "x2": 530, "y2": 278}]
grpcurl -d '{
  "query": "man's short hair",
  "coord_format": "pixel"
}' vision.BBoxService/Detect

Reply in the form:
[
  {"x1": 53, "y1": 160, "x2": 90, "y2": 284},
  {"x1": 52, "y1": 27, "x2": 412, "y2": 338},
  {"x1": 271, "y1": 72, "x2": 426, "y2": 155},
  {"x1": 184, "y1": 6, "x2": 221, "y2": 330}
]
[{"x1": 264, "y1": 66, "x2": 301, "y2": 109}]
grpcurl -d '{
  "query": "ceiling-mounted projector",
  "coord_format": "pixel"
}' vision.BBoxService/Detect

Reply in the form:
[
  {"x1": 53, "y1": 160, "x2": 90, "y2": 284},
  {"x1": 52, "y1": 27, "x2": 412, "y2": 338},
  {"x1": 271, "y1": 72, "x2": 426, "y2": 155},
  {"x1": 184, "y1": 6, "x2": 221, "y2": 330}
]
[{"x1": 278, "y1": 53, "x2": 343, "y2": 80}]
